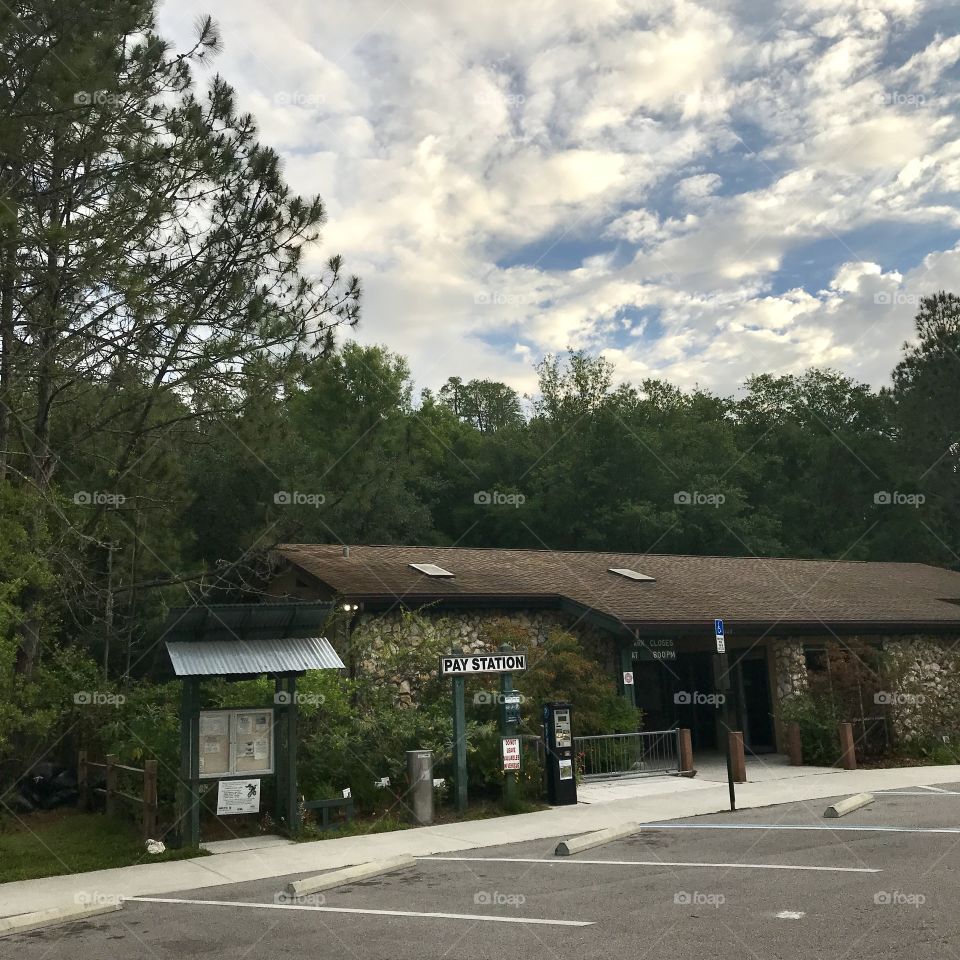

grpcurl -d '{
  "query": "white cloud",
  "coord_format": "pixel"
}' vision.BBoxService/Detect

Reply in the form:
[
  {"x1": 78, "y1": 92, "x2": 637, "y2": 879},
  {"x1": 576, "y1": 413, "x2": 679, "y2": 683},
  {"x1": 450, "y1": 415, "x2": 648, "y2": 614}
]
[{"x1": 158, "y1": 0, "x2": 960, "y2": 397}]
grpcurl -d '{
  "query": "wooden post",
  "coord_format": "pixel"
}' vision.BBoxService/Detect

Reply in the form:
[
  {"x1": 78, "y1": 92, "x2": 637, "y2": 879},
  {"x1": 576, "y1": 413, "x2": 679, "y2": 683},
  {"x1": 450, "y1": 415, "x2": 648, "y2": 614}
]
[
  {"x1": 678, "y1": 728, "x2": 695, "y2": 776},
  {"x1": 143, "y1": 759, "x2": 158, "y2": 839},
  {"x1": 105, "y1": 754, "x2": 118, "y2": 816},
  {"x1": 787, "y1": 722, "x2": 803, "y2": 766},
  {"x1": 77, "y1": 751, "x2": 90, "y2": 811},
  {"x1": 838, "y1": 722, "x2": 857, "y2": 770},
  {"x1": 728, "y1": 731, "x2": 747, "y2": 783}
]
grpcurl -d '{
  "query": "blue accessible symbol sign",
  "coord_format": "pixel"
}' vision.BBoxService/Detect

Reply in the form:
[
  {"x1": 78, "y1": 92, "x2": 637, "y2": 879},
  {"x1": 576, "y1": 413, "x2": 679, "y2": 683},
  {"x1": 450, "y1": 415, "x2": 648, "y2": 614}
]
[{"x1": 714, "y1": 618, "x2": 726, "y2": 654}]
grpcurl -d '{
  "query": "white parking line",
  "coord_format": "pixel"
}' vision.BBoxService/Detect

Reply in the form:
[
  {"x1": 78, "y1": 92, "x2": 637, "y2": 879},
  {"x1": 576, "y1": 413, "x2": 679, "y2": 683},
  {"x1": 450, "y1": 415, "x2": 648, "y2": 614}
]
[
  {"x1": 125, "y1": 896, "x2": 593, "y2": 927},
  {"x1": 642, "y1": 823, "x2": 960, "y2": 834},
  {"x1": 877, "y1": 790, "x2": 960, "y2": 797},
  {"x1": 420, "y1": 856, "x2": 880, "y2": 874}
]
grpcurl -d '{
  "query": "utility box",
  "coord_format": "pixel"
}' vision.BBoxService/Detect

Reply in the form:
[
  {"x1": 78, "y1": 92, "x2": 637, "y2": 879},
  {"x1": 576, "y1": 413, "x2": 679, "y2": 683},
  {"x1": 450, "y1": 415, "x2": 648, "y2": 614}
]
[
  {"x1": 406, "y1": 750, "x2": 434, "y2": 825},
  {"x1": 543, "y1": 701, "x2": 577, "y2": 805}
]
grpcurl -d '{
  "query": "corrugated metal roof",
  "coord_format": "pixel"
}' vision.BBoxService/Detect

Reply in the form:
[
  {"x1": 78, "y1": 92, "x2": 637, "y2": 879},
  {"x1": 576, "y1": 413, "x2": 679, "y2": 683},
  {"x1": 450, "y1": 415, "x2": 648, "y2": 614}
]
[{"x1": 166, "y1": 637, "x2": 344, "y2": 676}]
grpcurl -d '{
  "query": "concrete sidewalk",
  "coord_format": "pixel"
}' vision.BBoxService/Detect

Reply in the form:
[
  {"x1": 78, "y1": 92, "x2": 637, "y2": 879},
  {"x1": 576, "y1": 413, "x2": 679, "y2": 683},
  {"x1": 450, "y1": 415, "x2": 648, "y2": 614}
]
[{"x1": 1, "y1": 763, "x2": 957, "y2": 920}]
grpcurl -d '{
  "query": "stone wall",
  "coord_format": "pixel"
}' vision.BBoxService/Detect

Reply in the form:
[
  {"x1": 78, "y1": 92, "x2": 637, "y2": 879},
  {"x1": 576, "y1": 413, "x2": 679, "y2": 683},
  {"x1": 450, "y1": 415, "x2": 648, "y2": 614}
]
[
  {"x1": 344, "y1": 606, "x2": 620, "y2": 703},
  {"x1": 772, "y1": 633, "x2": 960, "y2": 748},
  {"x1": 881, "y1": 634, "x2": 960, "y2": 741},
  {"x1": 771, "y1": 638, "x2": 808, "y2": 702}
]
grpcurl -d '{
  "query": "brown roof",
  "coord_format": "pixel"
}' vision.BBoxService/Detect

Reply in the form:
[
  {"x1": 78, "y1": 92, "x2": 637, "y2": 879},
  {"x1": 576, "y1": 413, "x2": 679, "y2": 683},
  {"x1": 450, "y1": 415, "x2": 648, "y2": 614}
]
[{"x1": 274, "y1": 544, "x2": 960, "y2": 636}]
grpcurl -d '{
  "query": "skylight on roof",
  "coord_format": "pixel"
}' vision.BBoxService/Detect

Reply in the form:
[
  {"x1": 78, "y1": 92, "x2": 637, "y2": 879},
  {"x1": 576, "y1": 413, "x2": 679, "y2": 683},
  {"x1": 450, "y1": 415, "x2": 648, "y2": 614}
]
[
  {"x1": 409, "y1": 562, "x2": 454, "y2": 578},
  {"x1": 609, "y1": 567, "x2": 656, "y2": 582}
]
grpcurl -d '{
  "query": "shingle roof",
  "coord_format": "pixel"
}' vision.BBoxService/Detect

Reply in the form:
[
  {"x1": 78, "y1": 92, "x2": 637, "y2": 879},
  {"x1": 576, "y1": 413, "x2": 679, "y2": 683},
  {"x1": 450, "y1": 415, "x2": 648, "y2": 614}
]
[{"x1": 273, "y1": 544, "x2": 960, "y2": 636}]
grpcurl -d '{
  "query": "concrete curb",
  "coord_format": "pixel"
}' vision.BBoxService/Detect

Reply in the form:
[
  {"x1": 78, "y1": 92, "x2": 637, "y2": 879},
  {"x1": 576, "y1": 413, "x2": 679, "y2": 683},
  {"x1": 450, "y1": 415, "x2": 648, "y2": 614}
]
[
  {"x1": 0, "y1": 901, "x2": 122, "y2": 937},
  {"x1": 285, "y1": 854, "x2": 416, "y2": 897},
  {"x1": 555, "y1": 823, "x2": 642, "y2": 856},
  {"x1": 824, "y1": 793, "x2": 875, "y2": 818}
]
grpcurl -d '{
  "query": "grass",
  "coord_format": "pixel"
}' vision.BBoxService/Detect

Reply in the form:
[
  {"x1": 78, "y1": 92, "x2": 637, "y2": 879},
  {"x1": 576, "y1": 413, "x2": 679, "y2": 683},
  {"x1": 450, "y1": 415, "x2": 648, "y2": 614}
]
[{"x1": 0, "y1": 809, "x2": 206, "y2": 883}]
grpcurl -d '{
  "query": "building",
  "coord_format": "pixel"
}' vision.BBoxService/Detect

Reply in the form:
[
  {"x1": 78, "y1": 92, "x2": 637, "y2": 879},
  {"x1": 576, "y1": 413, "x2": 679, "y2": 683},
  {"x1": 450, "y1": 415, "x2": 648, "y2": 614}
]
[{"x1": 267, "y1": 544, "x2": 960, "y2": 755}]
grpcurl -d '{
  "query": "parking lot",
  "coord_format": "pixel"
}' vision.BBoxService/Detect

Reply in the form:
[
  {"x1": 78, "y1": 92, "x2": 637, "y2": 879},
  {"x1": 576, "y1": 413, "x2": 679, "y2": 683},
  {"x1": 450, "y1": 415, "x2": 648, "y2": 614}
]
[{"x1": 6, "y1": 784, "x2": 960, "y2": 960}]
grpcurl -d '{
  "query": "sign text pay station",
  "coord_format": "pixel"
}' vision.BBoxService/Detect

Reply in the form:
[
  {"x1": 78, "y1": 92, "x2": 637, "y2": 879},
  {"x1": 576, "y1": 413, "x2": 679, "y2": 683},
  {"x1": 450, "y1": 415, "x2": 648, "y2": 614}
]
[{"x1": 440, "y1": 653, "x2": 527, "y2": 675}]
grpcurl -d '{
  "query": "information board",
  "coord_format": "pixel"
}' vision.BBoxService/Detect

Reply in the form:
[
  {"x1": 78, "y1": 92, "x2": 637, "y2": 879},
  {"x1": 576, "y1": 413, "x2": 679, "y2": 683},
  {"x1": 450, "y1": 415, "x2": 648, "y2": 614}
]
[{"x1": 198, "y1": 709, "x2": 274, "y2": 779}]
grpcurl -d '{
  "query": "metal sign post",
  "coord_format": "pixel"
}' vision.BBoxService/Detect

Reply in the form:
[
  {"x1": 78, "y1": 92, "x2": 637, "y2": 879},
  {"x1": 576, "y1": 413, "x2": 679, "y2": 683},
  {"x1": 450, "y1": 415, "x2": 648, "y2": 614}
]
[
  {"x1": 714, "y1": 619, "x2": 736, "y2": 812},
  {"x1": 499, "y1": 647, "x2": 521, "y2": 807},
  {"x1": 443, "y1": 648, "x2": 527, "y2": 814}
]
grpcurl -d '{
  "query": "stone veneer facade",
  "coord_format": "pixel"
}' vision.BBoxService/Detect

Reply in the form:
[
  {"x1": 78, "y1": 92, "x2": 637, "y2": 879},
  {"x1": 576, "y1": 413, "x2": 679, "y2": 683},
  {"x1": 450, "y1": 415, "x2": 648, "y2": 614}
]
[
  {"x1": 344, "y1": 606, "x2": 620, "y2": 703},
  {"x1": 769, "y1": 633, "x2": 960, "y2": 749},
  {"x1": 334, "y1": 598, "x2": 959, "y2": 751}
]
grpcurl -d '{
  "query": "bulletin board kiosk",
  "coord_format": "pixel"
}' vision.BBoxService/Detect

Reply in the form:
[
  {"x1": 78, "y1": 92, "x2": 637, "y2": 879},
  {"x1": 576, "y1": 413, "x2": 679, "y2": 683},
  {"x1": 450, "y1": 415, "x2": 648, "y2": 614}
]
[{"x1": 165, "y1": 616, "x2": 344, "y2": 848}]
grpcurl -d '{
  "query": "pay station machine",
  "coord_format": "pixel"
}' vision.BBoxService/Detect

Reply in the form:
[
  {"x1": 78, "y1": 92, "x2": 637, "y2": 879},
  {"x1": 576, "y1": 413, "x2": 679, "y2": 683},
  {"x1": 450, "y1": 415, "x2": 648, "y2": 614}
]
[{"x1": 543, "y1": 701, "x2": 577, "y2": 805}]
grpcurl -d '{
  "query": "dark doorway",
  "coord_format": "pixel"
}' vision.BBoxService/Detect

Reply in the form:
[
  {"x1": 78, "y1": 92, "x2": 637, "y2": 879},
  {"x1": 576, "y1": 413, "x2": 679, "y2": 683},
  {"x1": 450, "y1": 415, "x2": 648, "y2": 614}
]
[
  {"x1": 736, "y1": 657, "x2": 775, "y2": 753},
  {"x1": 631, "y1": 651, "x2": 719, "y2": 752}
]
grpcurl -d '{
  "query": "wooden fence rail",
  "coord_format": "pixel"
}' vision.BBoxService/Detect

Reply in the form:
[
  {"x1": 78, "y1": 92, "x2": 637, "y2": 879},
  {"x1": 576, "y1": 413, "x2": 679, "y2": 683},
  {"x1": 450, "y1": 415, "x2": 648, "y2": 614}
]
[{"x1": 78, "y1": 751, "x2": 158, "y2": 839}]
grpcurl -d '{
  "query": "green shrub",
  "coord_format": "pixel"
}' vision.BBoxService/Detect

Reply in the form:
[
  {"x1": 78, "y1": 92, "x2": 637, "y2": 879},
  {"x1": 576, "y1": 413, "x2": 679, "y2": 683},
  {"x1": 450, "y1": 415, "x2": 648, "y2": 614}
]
[{"x1": 779, "y1": 692, "x2": 842, "y2": 766}]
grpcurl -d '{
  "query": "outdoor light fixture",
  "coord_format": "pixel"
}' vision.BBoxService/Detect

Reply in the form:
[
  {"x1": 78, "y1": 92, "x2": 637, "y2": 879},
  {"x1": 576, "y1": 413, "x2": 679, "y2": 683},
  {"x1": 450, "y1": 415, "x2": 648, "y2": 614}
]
[{"x1": 342, "y1": 603, "x2": 359, "y2": 611}]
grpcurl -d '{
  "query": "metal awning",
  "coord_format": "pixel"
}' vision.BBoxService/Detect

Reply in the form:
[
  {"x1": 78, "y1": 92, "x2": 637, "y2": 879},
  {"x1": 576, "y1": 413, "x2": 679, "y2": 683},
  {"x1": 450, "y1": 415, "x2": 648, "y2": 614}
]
[{"x1": 166, "y1": 636, "x2": 344, "y2": 677}]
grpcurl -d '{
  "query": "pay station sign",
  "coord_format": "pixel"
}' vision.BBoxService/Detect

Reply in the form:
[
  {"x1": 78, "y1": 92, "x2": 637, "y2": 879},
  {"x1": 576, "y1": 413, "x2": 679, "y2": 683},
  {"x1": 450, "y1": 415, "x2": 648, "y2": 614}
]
[{"x1": 440, "y1": 653, "x2": 527, "y2": 676}]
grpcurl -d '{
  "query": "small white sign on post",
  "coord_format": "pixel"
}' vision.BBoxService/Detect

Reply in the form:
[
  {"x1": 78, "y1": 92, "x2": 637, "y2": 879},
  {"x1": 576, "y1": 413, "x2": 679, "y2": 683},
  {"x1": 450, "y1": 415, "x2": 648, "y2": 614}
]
[
  {"x1": 502, "y1": 736, "x2": 521, "y2": 771},
  {"x1": 715, "y1": 618, "x2": 726, "y2": 654},
  {"x1": 216, "y1": 778, "x2": 261, "y2": 815},
  {"x1": 623, "y1": 671, "x2": 634, "y2": 686}
]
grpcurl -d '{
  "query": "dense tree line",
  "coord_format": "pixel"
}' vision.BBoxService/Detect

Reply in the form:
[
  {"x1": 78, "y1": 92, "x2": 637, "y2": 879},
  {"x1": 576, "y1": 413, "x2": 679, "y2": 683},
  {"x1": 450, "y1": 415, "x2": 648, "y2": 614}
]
[{"x1": 1, "y1": 0, "x2": 958, "y2": 700}]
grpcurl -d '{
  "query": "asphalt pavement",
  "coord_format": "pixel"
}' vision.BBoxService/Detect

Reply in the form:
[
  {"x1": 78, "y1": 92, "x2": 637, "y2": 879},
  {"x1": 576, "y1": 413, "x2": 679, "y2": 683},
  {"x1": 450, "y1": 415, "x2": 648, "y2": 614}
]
[{"x1": 5, "y1": 783, "x2": 959, "y2": 960}]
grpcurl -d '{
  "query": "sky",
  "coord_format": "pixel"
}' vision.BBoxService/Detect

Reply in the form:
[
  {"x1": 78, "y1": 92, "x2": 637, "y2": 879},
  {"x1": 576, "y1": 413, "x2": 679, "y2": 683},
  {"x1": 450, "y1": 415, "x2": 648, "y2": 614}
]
[{"x1": 158, "y1": 0, "x2": 960, "y2": 397}]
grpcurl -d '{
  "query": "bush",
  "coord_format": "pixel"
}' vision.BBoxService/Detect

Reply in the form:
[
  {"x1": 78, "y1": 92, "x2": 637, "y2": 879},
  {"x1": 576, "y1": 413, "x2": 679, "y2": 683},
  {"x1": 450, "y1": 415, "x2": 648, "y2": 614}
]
[{"x1": 779, "y1": 692, "x2": 841, "y2": 766}]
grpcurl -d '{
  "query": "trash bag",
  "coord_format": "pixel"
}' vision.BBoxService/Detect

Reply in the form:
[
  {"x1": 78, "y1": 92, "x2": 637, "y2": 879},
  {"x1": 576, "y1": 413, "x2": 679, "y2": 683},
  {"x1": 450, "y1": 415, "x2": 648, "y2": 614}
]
[{"x1": 16, "y1": 763, "x2": 80, "y2": 811}]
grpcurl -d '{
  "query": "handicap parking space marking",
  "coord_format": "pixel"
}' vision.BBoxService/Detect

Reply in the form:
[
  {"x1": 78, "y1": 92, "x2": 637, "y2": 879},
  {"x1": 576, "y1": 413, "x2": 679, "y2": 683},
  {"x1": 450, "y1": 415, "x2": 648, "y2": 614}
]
[
  {"x1": 124, "y1": 896, "x2": 593, "y2": 927},
  {"x1": 419, "y1": 856, "x2": 880, "y2": 874}
]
